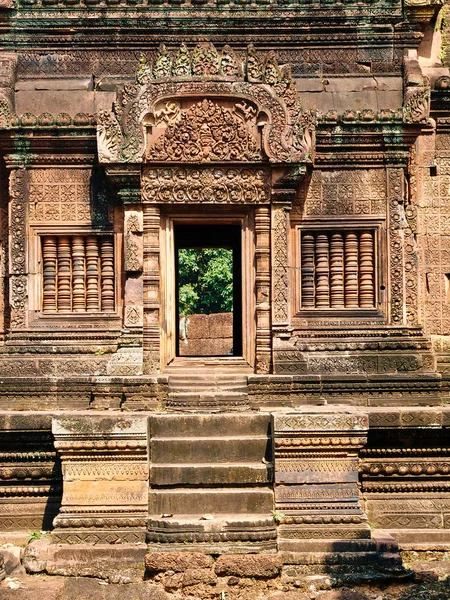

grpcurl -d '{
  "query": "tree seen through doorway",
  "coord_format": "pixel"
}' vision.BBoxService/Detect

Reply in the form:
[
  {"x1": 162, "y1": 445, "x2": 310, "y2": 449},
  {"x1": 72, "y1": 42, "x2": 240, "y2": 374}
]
[{"x1": 178, "y1": 248, "x2": 233, "y2": 316}]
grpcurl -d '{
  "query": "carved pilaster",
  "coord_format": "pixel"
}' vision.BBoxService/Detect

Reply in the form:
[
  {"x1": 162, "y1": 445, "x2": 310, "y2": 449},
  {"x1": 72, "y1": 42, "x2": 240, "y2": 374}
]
[
  {"x1": 8, "y1": 167, "x2": 28, "y2": 329},
  {"x1": 255, "y1": 206, "x2": 271, "y2": 374},
  {"x1": 143, "y1": 204, "x2": 161, "y2": 374},
  {"x1": 124, "y1": 209, "x2": 144, "y2": 329},
  {"x1": 272, "y1": 202, "x2": 290, "y2": 328},
  {"x1": 388, "y1": 168, "x2": 406, "y2": 326},
  {"x1": 52, "y1": 415, "x2": 148, "y2": 544},
  {"x1": 273, "y1": 410, "x2": 370, "y2": 548}
]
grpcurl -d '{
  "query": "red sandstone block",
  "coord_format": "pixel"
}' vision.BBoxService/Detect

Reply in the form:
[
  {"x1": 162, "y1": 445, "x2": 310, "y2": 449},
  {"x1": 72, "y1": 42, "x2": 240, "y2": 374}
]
[
  {"x1": 145, "y1": 552, "x2": 214, "y2": 572},
  {"x1": 214, "y1": 554, "x2": 282, "y2": 578}
]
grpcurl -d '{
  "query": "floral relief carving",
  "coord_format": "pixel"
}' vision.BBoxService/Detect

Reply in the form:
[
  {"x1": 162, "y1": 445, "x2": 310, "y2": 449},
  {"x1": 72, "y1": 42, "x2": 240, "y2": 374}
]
[
  {"x1": 147, "y1": 99, "x2": 261, "y2": 163},
  {"x1": 142, "y1": 167, "x2": 270, "y2": 204},
  {"x1": 28, "y1": 169, "x2": 92, "y2": 224},
  {"x1": 9, "y1": 168, "x2": 27, "y2": 276}
]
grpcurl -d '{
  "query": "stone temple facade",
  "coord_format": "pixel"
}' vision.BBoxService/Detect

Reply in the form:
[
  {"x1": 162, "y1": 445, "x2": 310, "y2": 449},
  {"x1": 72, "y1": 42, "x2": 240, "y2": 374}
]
[{"x1": 0, "y1": 0, "x2": 450, "y2": 586}]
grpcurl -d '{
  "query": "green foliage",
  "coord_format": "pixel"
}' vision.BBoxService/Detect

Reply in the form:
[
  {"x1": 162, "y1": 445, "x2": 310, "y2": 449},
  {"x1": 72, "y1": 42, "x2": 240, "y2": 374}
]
[
  {"x1": 28, "y1": 531, "x2": 49, "y2": 542},
  {"x1": 178, "y1": 248, "x2": 233, "y2": 315}
]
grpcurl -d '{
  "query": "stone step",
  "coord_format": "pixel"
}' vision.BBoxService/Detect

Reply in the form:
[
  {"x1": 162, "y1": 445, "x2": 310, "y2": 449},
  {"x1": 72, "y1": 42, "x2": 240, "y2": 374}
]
[
  {"x1": 150, "y1": 462, "x2": 272, "y2": 486},
  {"x1": 149, "y1": 487, "x2": 274, "y2": 515},
  {"x1": 279, "y1": 539, "x2": 378, "y2": 553},
  {"x1": 168, "y1": 374, "x2": 248, "y2": 384},
  {"x1": 168, "y1": 381, "x2": 248, "y2": 393},
  {"x1": 150, "y1": 436, "x2": 270, "y2": 463},
  {"x1": 168, "y1": 391, "x2": 248, "y2": 400},
  {"x1": 149, "y1": 414, "x2": 270, "y2": 438},
  {"x1": 164, "y1": 359, "x2": 252, "y2": 374},
  {"x1": 146, "y1": 513, "x2": 277, "y2": 552}
]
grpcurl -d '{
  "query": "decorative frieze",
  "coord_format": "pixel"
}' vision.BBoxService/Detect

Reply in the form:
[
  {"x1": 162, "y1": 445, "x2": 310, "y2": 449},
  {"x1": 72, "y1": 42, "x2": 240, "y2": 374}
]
[
  {"x1": 273, "y1": 410, "x2": 370, "y2": 546},
  {"x1": 52, "y1": 415, "x2": 148, "y2": 544},
  {"x1": 142, "y1": 167, "x2": 270, "y2": 205}
]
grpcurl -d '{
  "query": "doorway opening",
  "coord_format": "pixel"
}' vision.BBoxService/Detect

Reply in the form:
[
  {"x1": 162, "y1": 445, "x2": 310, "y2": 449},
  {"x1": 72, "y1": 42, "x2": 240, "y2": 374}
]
[{"x1": 175, "y1": 224, "x2": 242, "y2": 357}]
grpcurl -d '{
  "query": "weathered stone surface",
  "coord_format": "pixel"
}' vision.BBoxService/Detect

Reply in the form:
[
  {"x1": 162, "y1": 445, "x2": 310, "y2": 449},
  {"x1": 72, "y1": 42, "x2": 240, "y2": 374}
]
[
  {"x1": 45, "y1": 544, "x2": 146, "y2": 583},
  {"x1": 0, "y1": 546, "x2": 25, "y2": 576},
  {"x1": 214, "y1": 554, "x2": 282, "y2": 578},
  {"x1": 145, "y1": 552, "x2": 214, "y2": 573},
  {"x1": 22, "y1": 538, "x2": 50, "y2": 574},
  {"x1": 182, "y1": 568, "x2": 217, "y2": 587}
]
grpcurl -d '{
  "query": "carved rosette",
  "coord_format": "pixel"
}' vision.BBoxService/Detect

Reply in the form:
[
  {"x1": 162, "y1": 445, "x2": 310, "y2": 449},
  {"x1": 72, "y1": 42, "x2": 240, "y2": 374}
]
[
  {"x1": 273, "y1": 411, "x2": 370, "y2": 545},
  {"x1": 52, "y1": 415, "x2": 148, "y2": 544}
]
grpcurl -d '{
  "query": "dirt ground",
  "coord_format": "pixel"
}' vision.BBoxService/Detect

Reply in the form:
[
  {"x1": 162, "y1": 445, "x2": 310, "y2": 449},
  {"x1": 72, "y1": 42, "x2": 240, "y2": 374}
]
[{"x1": 2, "y1": 547, "x2": 450, "y2": 600}]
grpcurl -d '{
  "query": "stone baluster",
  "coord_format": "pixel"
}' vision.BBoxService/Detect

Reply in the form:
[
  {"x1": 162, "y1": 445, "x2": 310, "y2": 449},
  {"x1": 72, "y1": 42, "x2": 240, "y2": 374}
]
[
  {"x1": 330, "y1": 232, "x2": 345, "y2": 308},
  {"x1": 315, "y1": 233, "x2": 330, "y2": 308},
  {"x1": 301, "y1": 233, "x2": 315, "y2": 308},
  {"x1": 86, "y1": 235, "x2": 100, "y2": 312},
  {"x1": 344, "y1": 232, "x2": 359, "y2": 307},
  {"x1": 359, "y1": 231, "x2": 375, "y2": 308},
  {"x1": 57, "y1": 236, "x2": 72, "y2": 312},
  {"x1": 100, "y1": 237, "x2": 115, "y2": 311},
  {"x1": 255, "y1": 205, "x2": 271, "y2": 373},
  {"x1": 42, "y1": 236, "x2": 57, "y2": 312},
  {"x1": 72, "y1": 235, "x2": 86, "y2": 312}
]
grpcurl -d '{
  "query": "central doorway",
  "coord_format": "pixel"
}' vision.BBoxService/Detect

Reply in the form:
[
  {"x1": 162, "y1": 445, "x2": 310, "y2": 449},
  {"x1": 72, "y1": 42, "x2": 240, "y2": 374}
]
[{"x1": 175, "y1": 224, "x2": 242, "y2": 357}]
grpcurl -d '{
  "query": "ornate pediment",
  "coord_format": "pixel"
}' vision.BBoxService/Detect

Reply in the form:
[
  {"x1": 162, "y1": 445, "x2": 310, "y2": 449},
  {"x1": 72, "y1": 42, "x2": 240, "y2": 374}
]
[
  {"x1": 146, "y1": 98, "x2": 261, "y2": 163},
  {"x1": 97, "y1": 43, "x2": 316, "y2": 165}
]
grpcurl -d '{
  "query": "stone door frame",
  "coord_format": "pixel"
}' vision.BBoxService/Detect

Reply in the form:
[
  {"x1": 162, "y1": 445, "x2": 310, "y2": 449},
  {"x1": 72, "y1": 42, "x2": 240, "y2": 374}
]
[{"x1": 160, "y1": 208, "x2": 257, "y2": 370}]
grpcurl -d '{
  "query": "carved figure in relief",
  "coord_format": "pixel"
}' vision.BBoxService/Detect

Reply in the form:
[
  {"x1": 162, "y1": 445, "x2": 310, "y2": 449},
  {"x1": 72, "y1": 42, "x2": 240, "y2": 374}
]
[
  {"x1": 147, "y1": 99, "x2": 261, "y2": 162},
  {"x1": 153, "y1": 101, "x2": 181, "y2": 127}
]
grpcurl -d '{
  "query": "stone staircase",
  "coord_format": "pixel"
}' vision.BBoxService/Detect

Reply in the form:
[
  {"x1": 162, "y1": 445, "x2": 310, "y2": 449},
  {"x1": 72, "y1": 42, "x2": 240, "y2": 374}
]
[
  {"x1": 164, "y1": 358, "x2": 252, "y2": 411},
  {"x1": 147, "y1": 413, "x2": 277, "y2": 553}
]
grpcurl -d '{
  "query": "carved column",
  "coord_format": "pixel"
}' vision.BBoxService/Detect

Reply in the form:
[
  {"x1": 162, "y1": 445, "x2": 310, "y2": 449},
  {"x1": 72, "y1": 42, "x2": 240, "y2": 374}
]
[
  {"x1": 255, "y1": 206, "x2": 271, "y2": 374},
  {"x1": 52, "y1": 415, "x2": 148, "y2": 544},
  {"x1": 273, "y1": 410, "x2": 370, "y2": 550},
  {"x1": 143, "y1": 204, "x2": 161, "y2": 374},
  {"x1": 7, "y1": 164, "x2": 28, "y2": 330}
]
